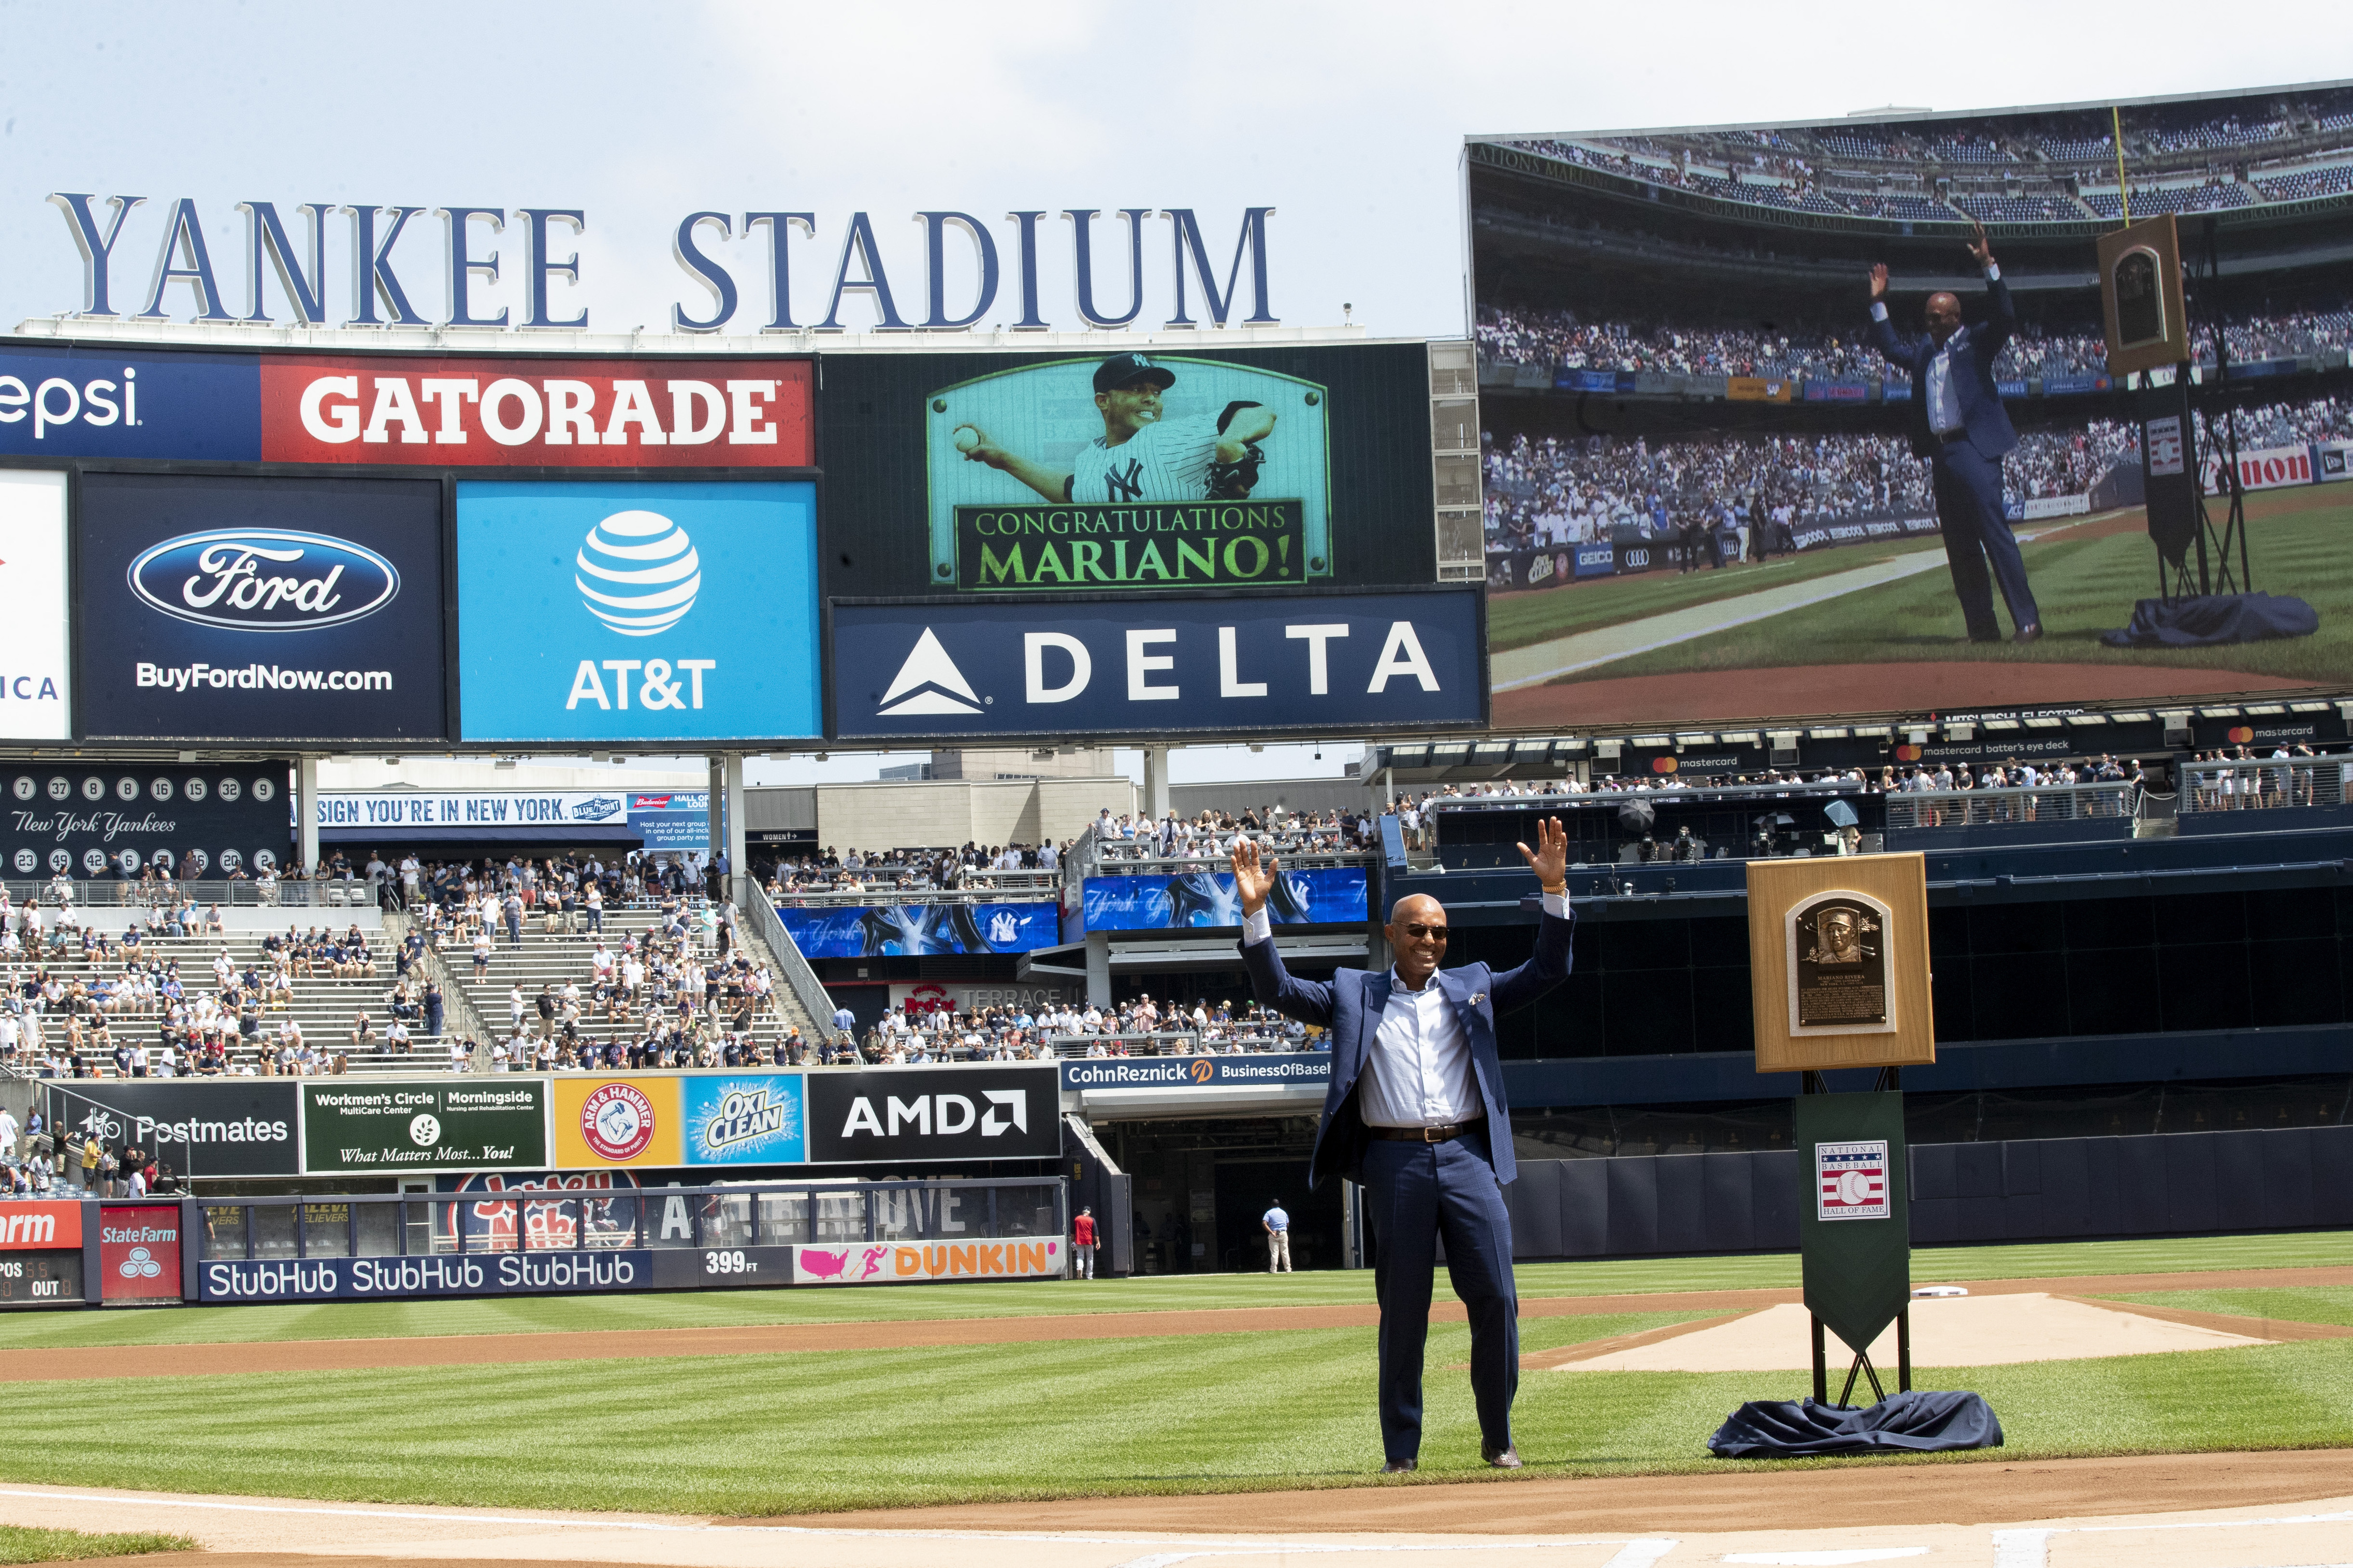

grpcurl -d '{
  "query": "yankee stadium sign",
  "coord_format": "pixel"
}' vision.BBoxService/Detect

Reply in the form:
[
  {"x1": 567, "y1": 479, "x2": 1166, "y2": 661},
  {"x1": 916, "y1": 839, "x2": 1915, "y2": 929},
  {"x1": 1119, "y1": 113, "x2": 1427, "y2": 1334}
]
[{"x1": 46, "y1": 197, "x2": 1278, "y2": 334}]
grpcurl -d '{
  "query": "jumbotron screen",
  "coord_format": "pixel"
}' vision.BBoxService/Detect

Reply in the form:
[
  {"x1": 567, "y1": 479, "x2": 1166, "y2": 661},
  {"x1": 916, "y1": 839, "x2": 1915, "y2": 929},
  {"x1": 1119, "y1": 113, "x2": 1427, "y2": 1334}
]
[{"x1": 1466, "y1": 81, "x2": 2353, "y2": 729}]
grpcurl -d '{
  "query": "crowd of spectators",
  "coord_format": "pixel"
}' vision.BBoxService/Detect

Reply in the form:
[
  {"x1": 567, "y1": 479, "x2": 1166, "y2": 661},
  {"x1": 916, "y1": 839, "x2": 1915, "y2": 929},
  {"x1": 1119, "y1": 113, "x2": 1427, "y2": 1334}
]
[
  {"x1": 1481, "y1": 422, "x2": 2142, "y2": 556},
  {"x1": 1084, "y1": 807, "x2": 1373, "y2": 864},
  {"x1": 856, "y1": 992, "x2": 1318, "y2": 1063},
  {"x1": 762, "y1": 842, "x2": 1059, "y2": 900},
  {"x1": 1476, "y1": 302, "x2": 2351, "y2": 381}
]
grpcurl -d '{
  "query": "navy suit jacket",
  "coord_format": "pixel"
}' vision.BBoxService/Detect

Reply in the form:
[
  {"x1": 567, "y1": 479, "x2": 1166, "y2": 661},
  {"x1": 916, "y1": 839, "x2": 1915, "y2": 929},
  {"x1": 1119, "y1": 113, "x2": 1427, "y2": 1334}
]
[
  {"x1": 1870, "y1": 273, "x2": 2018, "y2": 461},
  {"x1": 1239, "y1": 909, "x2": 1575, "y2": 1192}
]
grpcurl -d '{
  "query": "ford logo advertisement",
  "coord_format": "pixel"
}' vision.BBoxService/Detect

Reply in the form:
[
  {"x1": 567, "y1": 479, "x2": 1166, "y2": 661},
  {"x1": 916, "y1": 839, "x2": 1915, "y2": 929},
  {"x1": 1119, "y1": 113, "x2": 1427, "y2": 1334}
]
[
  {"x1": 76, "y1": 474, "x2": 448, "y2": 743},
  {"x1": 126, "y1": 530, "x2": 400, "y2": 632}
]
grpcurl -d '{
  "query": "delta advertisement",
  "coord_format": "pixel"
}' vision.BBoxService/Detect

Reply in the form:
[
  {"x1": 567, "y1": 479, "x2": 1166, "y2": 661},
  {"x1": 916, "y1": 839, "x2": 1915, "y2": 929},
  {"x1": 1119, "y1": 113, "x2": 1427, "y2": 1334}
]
[
  {"x1": 0, "y1": 472, "x2": 69, "y2": 741},
  {"x1": 455, "y1": 479, "x2": 822, "y2": 743},
  {"x1": 830, "y1": 589, "x2": 1485, "y2": 743},
  {"x1": 2, "y1": 763, "x2": 289, "y2": 880},
  {"x1": 1081, "y1": 866, "x2": 1370, "y2": 930},
  {"x1": 1470, "y1": 80, "x2": 2353, "y2": 728},
  {"x1": 775, "y1": 901, "x2": 1059, "y2": 957},
  {"x1": 72, "y1": 473, "x2": 448, "y2": 742},
  {"x1": 817, "y1": 343, "x2": 1436, "y2": 600}
]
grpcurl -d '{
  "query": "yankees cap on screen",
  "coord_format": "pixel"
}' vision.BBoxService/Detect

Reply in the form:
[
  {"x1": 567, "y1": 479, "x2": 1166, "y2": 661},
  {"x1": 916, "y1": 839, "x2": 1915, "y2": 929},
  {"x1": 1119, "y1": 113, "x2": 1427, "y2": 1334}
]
[{"x1": 1092, "y1": 353, "x2": 1176, "y2": 394}]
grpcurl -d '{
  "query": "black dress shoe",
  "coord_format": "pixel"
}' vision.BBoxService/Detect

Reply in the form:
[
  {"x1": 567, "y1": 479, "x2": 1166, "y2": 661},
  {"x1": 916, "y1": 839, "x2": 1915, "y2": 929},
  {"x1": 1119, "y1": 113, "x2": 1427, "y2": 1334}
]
[
  {"x1": 1483, "y1": 1445, "x2": 1523, "y2": 1469},
  {"x1": 1381, "y1": 1458, "x2": 1417, "y2": 1473},
  {"x1": 2012, "y1": 623, "x2": 2044, "y2": 644}
]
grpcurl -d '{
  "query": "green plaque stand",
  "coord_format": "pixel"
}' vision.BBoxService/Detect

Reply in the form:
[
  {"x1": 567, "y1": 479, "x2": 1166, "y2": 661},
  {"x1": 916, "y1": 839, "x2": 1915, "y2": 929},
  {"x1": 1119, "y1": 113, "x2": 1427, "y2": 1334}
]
[{"x1": 1795, "y1": 1078, "x2": 1911, "y2": 1406}]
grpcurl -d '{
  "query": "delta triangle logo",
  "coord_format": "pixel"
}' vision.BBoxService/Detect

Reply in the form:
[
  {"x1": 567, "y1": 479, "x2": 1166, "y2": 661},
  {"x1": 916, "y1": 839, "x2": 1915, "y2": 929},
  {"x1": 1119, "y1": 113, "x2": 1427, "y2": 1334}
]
[{"x1": 877, "y1": 628, "x2": 983, "y2": 716}]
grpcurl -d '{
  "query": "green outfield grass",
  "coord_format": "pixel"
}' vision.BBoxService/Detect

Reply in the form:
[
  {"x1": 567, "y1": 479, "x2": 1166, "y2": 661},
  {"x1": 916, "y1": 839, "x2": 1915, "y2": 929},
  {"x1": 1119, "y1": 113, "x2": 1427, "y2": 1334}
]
[
  {"x1": 0, "y1": 1526, "x2": 194, "y2": 1563},
  {"x1": 1534, "y1": 487, "x2": 2353, "y2": 686},
  {"x1": 0, "y1": 1230, "x2": 2335, "y2": 1351},
  {"x1": 1487, "y1": 535, "x2": 1947, "y2": 653},
  {"x1": 0, "y1": 1308, "x2": 2341, "y2": 1515},
  {"x1": 2094, "y1": 1286, "x2": 2353, "y2": 1327}
]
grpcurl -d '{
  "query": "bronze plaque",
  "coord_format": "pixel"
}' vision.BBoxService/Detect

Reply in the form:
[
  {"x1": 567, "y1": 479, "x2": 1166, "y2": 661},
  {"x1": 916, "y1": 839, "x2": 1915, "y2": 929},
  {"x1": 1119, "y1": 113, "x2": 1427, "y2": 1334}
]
[{"x1": 1788, "y1": 892, "x2": 1893, "y2": 1034}]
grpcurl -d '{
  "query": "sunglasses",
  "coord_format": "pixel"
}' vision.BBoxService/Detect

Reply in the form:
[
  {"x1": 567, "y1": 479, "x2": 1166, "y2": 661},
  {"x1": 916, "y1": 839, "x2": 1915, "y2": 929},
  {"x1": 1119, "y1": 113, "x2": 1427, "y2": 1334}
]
[{"x1": 1397, "y1": 922, "x2": 1450, "y2": 942}]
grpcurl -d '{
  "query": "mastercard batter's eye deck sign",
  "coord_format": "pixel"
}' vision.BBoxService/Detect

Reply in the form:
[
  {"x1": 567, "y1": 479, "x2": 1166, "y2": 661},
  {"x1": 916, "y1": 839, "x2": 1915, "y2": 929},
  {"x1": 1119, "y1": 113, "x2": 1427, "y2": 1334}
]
[
  {"x1": 1816, "y1": 1140, "x2": 1892, "y2": 1222},
  {"x1": 456, "y1": 480, "x2": 821, "y2": 743}
]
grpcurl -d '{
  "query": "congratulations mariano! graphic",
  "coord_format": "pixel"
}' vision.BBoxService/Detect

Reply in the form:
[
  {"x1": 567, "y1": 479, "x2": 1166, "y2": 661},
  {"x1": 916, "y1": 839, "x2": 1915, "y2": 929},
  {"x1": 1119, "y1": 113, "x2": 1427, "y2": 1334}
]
[{"x1": 954, "y1": 353, "x2": 1279, "y2": 505}]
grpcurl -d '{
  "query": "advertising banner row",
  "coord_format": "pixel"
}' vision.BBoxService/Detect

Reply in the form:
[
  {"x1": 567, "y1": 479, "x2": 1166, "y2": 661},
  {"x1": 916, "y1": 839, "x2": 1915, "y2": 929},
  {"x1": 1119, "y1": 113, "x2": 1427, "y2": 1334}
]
[
  {"x1": 3, "y1": 338, "x2": 1472, "y2": 745},
  {"x1": 777, "y1": 902, "x2": 1061, "y2": 957},
  {"x1": 44, "y1": 1065, "x2": 1064, "y2": 1179}
]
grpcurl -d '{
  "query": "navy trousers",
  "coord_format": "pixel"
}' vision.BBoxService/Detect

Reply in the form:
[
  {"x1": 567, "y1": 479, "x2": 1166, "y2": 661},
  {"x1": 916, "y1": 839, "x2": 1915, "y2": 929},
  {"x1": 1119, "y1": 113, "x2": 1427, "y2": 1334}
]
[
  {"x1": 1929, "y1": 439, "x2": 2039, "y2": 640},
  {"x1": 1361, "y1": 1127, "x2": 1518, "y2": 1461}
]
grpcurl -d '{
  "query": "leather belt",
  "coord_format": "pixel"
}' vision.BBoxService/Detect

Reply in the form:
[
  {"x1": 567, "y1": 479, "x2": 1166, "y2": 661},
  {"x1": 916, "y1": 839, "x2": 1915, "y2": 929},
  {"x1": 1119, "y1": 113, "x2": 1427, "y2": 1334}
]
[{"x1": 1370, "y1": 1116, "x2": 1486, "y2": 1144}]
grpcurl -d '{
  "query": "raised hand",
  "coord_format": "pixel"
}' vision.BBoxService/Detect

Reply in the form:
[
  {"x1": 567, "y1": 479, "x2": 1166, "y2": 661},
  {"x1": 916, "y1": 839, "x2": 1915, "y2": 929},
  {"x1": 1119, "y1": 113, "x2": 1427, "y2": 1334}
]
[
  {"x1": 1515, "y1": 816, "x2": 1570, "y2": 891},
  {"x1": 1230, "y1": 838, "x2": 1280, "y2": 915},
  {"x1": 1966, "y1": 219, "x2": 1995, "y2": 270},
  {"x1": 1869, "y1": 263, "x2": 1889, "y2": 302}
]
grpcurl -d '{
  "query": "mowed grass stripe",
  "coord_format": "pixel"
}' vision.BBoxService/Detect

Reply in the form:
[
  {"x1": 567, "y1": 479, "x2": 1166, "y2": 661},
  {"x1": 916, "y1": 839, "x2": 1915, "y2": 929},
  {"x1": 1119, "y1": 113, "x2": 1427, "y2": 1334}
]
[
  {"x1": 0, "y1": 1328, "x2": 2342, "y2": 1513},
  {"x1": 1, "y1": 1230, "x2": 2339, "y2": 1352},
  {"x1": 2097, "y1": 1286, "x2": 2353, "y2": 1328}
]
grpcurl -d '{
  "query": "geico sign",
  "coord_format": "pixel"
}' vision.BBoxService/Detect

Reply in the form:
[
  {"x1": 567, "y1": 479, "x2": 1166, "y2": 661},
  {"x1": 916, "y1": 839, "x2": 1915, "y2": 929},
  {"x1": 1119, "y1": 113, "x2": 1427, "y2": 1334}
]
[
  {"x1": 257, "y1": 357, "x2": 813, "y2": 467},
  {"x1": 836, "y1": 1090, "x2": 1029, "y2": 1140}
]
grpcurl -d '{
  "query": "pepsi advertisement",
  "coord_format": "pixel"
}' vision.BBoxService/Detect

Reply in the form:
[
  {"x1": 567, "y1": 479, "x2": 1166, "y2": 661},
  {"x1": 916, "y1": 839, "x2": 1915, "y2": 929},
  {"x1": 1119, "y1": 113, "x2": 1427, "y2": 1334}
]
[
  {"x1": 776, "y1": 902, "x2": 1059, "y2": 957},
  {"x1": 830, "y1": 588, "x2": 1485, "y2": 742},
  {"x1": 455, "y1": 480, "x2": 821, "y2": 744},
  {"x1": 74, "y1": 474, "x2": 447, "y2": 742},
  {"x1": 0, "y1": 345, "x2": 260, "y2": 462},
  {"x1": 1082, "y1": 866, "x2": 1369, "y2": 930}
]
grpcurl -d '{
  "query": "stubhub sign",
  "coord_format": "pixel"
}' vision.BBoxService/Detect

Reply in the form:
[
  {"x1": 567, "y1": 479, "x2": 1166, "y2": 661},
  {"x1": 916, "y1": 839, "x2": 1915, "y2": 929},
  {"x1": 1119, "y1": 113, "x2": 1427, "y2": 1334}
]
[
  {"x1": 830, "y1": 589, "x2": 1485, "y2": 741},
  {"x1": 457, "y1": 480, "x2": 821, "y2": 743}
]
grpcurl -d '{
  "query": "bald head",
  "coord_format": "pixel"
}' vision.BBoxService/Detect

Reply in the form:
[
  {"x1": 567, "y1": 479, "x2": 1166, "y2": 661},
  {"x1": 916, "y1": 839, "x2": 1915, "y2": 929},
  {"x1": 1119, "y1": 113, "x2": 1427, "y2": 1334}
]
[
  {"x1": 1389, "y1": 893, "x2": 1443, "y2": 926},
  {"x1": 1386, "y1": 893, "x2": 1449, "y2": 989},
  {"x1": 1925, "y1": 291, "x2": 1963, "y2": 343}
]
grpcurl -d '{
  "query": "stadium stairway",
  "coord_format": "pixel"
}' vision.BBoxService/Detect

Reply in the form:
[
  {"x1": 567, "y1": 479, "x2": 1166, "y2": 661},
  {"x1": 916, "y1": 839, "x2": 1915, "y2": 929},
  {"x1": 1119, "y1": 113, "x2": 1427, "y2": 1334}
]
[{"x1": 429, "y1": 905, "x2": 821, "y2": 1063}]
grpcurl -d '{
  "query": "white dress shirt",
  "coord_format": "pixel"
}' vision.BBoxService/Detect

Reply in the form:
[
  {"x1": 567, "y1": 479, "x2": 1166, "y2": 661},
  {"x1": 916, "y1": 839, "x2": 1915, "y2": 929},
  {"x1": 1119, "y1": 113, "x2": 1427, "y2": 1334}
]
[
  {"x1": 1873, "y1": 263, "x2": 1997, "y2": 437},
  {"x1": 1243, "y1": 891, "x2": 1568, "y2": 1127}
]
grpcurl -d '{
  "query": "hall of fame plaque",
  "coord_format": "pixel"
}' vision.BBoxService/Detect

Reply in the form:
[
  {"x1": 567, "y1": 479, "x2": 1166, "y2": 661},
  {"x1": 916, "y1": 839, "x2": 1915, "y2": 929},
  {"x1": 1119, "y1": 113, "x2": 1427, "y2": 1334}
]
[{"x1": 1786, "y1": 890, "x2": 1896, "y2": 1036}]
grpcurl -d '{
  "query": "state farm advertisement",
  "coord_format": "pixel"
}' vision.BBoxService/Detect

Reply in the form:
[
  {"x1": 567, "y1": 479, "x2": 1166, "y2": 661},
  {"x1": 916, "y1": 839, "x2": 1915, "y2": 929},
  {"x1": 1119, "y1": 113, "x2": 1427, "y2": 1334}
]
[
  {"x1": 0, "y1": 1201, "x2": 82, "y2": 1250},
  {"x1": 258, "y1": 357, "x2": 814, "y2": 467},
  {"x1": 101, "y1": 1205, "x2": 181, "y2": 1300}
]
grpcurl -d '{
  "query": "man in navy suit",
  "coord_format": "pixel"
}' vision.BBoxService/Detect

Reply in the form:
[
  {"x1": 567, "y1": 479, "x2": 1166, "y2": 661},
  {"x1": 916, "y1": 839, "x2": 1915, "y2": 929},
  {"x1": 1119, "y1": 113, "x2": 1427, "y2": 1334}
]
[
  {"x1": 1868, "y1": 219, "x2": 2042, "y2": 644},
  {"x1": 1231, "y1": 819, "x2": 1573, "y2": 1472}
]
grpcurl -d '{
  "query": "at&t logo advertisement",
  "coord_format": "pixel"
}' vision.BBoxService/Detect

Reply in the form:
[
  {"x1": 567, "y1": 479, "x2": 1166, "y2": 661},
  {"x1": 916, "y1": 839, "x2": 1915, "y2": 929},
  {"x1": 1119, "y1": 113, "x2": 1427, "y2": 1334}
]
[
  {"x1": 684, "y1": 1076, "x2": 806, "y2": 1165},
  {"x1": 455, "y1": 480, "x2": 820, "y2": 743}
]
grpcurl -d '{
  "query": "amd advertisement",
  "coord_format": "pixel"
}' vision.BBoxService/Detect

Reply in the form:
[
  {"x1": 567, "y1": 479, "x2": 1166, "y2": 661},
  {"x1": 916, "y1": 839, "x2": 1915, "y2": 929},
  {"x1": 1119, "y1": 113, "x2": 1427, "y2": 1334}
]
[
  {"x1": 831, "y1": 588, "x2": 1485, "y2": 742},
  {"x1": 804, "y1": 1065, "x2": 1061, "y2": 1164},
  {"x1": 3, "y1": 762, "x2": 290, "y2": 878},
  {"x1": 46, "y1": 1080, "x2": 299, "y2": 1179},
  {"x1": 817, "y1": 343, "x2": 1435, "y2": 599},
  {"x1": 456, "y1": 479, "x2": 822, "y2": 744},
  {"x1": 74, "y1": 473, "x2": 447, "y2": 742},
  {"x1": 1081, "y1": 866, "x2": 1369, "y2": 930},
  {"x1": 1471, "y1": 80, "x2": 2353, "y2": 729},
  {"x1": 776, "y1": 901, "x2": 1059, "y2": 957}
]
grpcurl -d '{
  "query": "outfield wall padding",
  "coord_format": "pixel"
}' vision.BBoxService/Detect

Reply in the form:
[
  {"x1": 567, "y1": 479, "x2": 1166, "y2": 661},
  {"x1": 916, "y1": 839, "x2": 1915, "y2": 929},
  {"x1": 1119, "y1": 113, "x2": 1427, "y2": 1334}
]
[{"x1": 1507, "y1": 1123, "x2": 2353, "y2": 1258}]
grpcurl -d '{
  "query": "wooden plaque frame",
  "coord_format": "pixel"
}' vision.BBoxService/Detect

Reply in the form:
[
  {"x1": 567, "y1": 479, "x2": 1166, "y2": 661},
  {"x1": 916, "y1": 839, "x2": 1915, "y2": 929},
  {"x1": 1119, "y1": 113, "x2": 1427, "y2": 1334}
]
[
  {"x1": 1747, "y1": 853, "x2": 1934, "y2": 1073},
  {"x1": 2097, "y1": 213, "x2": 2190, "y2": 378}
]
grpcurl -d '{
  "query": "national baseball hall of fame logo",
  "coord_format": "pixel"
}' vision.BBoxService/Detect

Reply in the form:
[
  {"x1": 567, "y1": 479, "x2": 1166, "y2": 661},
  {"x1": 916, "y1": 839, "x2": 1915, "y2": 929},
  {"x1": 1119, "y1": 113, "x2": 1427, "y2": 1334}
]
[
  {"x1": 579, "y1": 1082, "x2": 657, "y2": 1162},
  {"x1": 1816, "y1": 1140, "x2": 1892, "y2": 1222},
  {"x1": 923, "y1": 355, "x2": 1333, "y2": 593}
]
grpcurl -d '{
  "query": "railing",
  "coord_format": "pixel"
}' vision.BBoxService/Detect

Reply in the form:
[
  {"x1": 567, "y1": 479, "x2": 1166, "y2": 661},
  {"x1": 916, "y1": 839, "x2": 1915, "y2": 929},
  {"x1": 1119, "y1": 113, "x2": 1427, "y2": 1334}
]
[
  {"x1": 875, "y1": 1029, "x2": 1318, "y2": 1060},
  {"x1": 383, "y1": 912, "x2": 490, "y2": 1071},
  {"x1": 2178, "y1": 755, "x2": 2347, "y2": 812},
  {"x1": 195, "y1": 1177, "x2": 1068, "y2": 1260},
  {"x1": 766, "y1": 887, "x2": 1059, "y2": 907},
  {"x1": 1883, "y1": 782, "x2": 2137, "y2": 830},
  {"x1": 1, "y1": 877, "x2": 385, "y2": 910},
  {"x1": 1085, "y1": 850, "x2": 1375, "y2": 873},
  {"x1": 730, "y1": 875, "x2": 836, "y2": 1036}
]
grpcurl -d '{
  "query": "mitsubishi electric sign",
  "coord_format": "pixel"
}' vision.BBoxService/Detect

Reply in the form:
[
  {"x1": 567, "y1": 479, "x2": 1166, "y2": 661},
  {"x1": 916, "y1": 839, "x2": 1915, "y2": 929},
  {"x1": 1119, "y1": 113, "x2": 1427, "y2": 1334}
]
[
  {"x1": 456, "y1": 480, "x2": 821, "y2": 743},
  {"x1": 830, "y1": 588, "x2": 1484, "y2": 741}
]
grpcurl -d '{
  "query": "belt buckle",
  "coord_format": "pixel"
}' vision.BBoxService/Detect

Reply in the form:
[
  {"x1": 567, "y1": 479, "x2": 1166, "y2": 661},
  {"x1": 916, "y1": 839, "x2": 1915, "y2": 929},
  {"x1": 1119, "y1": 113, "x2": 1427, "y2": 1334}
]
[{"x1": 1422, "y1": 1124, "x2": 1446, "y2": 1142}]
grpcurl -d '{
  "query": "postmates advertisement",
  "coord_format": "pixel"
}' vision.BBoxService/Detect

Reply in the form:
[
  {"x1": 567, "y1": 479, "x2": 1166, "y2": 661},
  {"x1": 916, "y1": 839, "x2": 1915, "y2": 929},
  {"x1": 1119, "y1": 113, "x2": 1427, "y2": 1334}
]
[
  {"x1": 551, "y1": 1076, "x2": 682, "y2": 1169},
  {"x1": 788, "y1": 1238, "x2": 1062, "y2": 1285}
]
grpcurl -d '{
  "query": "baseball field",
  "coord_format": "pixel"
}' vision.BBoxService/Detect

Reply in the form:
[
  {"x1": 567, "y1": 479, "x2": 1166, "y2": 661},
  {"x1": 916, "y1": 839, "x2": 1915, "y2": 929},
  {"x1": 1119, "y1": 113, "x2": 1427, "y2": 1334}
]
[
  {"x1": 1490, "y1": 486, "x2": 2351, "y2": 727},
  {"x1": 0, "y1": 1229, "x2": 2339, "y2": 1533}
]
